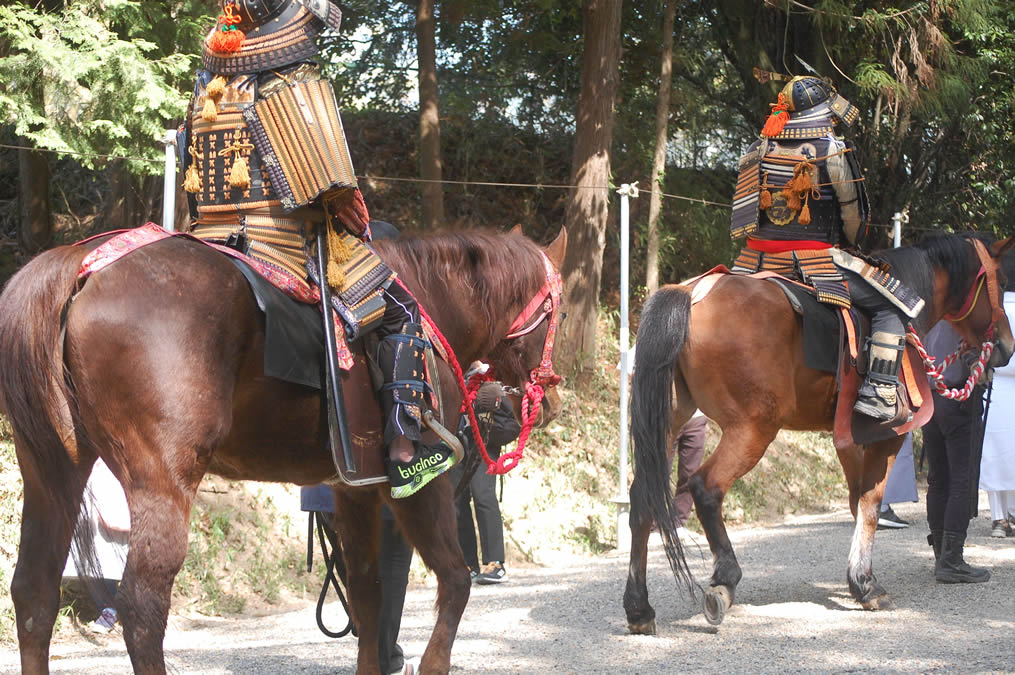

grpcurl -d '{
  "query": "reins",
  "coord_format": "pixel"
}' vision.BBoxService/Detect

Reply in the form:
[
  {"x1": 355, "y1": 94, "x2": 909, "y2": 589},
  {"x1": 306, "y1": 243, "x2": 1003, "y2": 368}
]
[
  {"x1": 907, "y1": 327, "x2": 993, "y2": 402},
  {"x1": 908, "y1": 237, "x2": 1006, "y2": 402},
  {"x1": 401, "y1": 249, "x2": 562, "y2": 476}
]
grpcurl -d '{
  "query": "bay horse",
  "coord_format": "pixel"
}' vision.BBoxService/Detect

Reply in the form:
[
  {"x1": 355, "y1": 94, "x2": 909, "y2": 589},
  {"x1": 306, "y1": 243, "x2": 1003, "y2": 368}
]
[
  {"x1": 623, "y1": 234, "x2": 1014, "y2": 632},
  {"x1": 0, "y1": 225, "x2": 566, "y2": 674}
]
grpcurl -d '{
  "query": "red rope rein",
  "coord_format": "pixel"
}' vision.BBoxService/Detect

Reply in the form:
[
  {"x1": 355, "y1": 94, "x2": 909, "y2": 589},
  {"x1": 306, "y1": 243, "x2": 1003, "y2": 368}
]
[{"x1": 906, "y1": 326, "x2": 994, "y2": 401}]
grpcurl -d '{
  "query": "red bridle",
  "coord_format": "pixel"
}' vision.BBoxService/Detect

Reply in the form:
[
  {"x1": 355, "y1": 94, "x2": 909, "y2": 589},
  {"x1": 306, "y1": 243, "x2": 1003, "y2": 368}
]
[{"x1": 465, "y1": 251, "x2": 563, "y2": 475}]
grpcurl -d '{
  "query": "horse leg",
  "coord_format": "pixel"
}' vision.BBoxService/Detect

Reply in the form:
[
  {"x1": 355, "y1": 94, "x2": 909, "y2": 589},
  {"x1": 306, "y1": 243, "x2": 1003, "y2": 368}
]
[
  {"x1": 689, "y1": 424, "x2": 776, "y2": 625},
  {"x1": 390, "y1": 477, "x2": 470, "y2": 675},
  {"x1": 623, "y1": 473, "x2": 658, "y2": 634},
  {"x1": 331, "y1": 488, "x2": 384, "y2": 675},
  {"x1": 623, "y1": 425, "x2": 683, "y2": 635},
  {"x1": 117, "y1": 469, "x2": 200, "y2": 674},
  {"x1": 11, "y1": 444, "x2": 92, "y2": 675},
  {"x1": 845, "y1": 440, "x2": 898, "y2": 610},
  {"x1": 835, "y1": 443, "x2": 865, "y2": 519}
]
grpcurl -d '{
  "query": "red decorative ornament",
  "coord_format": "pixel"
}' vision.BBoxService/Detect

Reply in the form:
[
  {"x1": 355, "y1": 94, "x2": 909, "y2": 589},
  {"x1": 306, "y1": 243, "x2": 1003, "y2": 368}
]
[
  {"x1": 761, "y1": 92, "x2": 790, "y2": 137},
  {"x1": 208, "y1": 2, "x2": 245, "y2": 54}
]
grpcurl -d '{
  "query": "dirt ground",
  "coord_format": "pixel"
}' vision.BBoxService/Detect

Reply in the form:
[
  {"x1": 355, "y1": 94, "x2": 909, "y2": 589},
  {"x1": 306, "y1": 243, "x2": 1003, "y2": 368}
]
[{"x1": 2, "y1": 494, "x2": 1013, "y2": 674}]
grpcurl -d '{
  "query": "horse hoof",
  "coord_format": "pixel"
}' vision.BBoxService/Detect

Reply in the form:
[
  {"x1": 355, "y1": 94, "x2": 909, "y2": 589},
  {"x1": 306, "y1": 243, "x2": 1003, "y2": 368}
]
[
  {"x1": 628, "y1": 619, "x2": 656, "y2": 635},
  {"x1": 703, "y1": 585, "x2": 732, "y2": 626},
  {"x1": 859, "y1": 582, "x2": 889, "y2": 610}
]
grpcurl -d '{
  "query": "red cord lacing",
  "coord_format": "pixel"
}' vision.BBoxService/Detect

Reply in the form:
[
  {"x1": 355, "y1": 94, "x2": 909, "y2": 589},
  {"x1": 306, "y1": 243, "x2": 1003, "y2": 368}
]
[
  {"x1": 397, "y1": 249, "x2": 562, "y2": 475},
  {"x1": 907, "y1": 326, "x2": 994, "y2": 401}
]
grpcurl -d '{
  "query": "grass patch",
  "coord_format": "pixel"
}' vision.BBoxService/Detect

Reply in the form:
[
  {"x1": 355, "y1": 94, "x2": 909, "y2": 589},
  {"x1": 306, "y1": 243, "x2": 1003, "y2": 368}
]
[{"x1": 0, "y1": 413, "x2": 22, "y2": 645}]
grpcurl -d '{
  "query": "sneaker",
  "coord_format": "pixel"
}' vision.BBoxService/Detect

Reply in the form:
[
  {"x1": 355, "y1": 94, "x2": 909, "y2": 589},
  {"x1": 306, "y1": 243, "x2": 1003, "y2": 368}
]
[
  {"x1": 469, "y1": 568, "x2": 479, "y2": 583},
  {"x1": 877, "y1": 505, "x2": 909, "y2": 529},
  {"x1": 475, "y1": 561, "x2": 507, "y2": 585},
  {"x1": 990, "y1": 519, "x2": 1012, "y2": 538},
  {"x1": 389, "y1": 442, "x2": 457, "y2": 499},
  {"x1": 88, "y1": 607, "x2": 118, "y2": 634}
]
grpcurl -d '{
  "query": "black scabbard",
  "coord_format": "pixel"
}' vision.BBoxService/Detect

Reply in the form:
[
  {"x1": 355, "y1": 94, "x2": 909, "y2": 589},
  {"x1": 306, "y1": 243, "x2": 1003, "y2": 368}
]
[{"x1": 316, "y1": 227, "x2": 357, "y2": 475}]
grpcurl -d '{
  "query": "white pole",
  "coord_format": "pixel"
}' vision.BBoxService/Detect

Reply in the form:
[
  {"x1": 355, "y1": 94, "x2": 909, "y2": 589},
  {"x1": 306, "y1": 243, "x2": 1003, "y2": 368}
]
[
  {"x1": 162, "y1": 129, "x2": 178, "y2": 232},
  {"x1": 892, "y1": 212, "x2": 902, "y2": 248},
  {"x1": 613, "y1": 182, "x2": 638, "y2": 552}
]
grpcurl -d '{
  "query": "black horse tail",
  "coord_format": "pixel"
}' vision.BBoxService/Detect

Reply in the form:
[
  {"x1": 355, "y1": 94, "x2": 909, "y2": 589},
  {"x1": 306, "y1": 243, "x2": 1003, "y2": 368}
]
[
  {"x1": 630, "y1": 285, "x2": 696, "y2": 595},
  {"x1": 0, "y1": 245, "x2": 92, "y2": 561}
]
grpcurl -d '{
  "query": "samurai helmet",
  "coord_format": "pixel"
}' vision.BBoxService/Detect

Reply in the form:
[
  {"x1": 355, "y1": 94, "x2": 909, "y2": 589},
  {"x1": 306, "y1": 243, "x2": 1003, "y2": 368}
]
[
  {"x1": 202, "y1": 0, "x2": 343, "y2": 75},
  {"x1": 779, "y1": 76, "x2": 859, "y2": 128}
]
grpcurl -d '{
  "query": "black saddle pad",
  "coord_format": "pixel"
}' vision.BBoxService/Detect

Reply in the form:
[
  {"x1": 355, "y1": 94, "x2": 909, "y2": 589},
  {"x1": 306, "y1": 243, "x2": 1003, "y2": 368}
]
[
  {"x1": 230, "y1": 259, "x2": 324, "y2": 390},
  {"x1": 768, "y1": 278, "x2": 840, "y2": 374}
]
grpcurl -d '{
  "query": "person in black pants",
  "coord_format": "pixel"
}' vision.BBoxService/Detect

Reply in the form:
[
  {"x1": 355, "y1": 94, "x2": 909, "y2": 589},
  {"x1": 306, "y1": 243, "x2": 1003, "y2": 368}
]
[
  {"x1": 922, "y1": 321, "x2": 990, "y2": 584},
  {"x1": 452, "y1": 378, "x2": 521, "y2": 585},
  {"x1": 378, "y1": 506, "x2": 415, "y2": 674}
]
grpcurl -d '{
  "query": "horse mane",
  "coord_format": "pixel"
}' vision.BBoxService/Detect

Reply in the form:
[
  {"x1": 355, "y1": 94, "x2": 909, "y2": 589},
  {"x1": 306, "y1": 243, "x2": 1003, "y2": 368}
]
[
  {"x1": 878, "y1": 233, "x2": 983, "y2": 334},
  {"x1": 374, "y1": 229, "x2": 546, "y2": 339}
]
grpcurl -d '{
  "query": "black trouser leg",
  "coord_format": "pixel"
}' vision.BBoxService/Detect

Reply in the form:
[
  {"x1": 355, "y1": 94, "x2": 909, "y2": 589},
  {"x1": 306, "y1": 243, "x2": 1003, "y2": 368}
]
[
  {"x1": 924, "y1": 391, "x2": 982, "y2": 535},
  {"x1": 451, "y1": 463, "x2": 481, "y2": 571},
  {"x1": 378, "y1": 514, "x2": 413, "y2": 674},
  {"x1": 470, "y1": 457, "x2": 505, "y2": 564}
]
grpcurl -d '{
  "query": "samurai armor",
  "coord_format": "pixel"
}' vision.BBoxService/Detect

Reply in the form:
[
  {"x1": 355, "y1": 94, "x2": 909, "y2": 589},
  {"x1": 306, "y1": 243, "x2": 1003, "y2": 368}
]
[
  {"x1": 730, "y1": 146, "x2": 762, "y2": 240},
  {"x1": 203, "y1": 0, "x2": 341, "y2": 75},
  {"x1": 829, "y1": 248, "x2": 925, "y2": 318},
  {"x1": 243, "y1": 77, "x2": 358, "y2": 213}
]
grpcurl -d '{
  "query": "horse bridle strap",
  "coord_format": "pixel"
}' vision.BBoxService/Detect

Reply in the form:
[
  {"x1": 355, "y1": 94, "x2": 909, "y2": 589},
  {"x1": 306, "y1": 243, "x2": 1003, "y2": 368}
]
[{"x1": 971, "y1": 237, "x2": 1005, "y2": 326}]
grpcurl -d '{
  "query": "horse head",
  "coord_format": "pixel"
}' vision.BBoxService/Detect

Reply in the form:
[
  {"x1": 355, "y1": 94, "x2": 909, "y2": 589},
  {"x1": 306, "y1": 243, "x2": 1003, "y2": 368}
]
[
  {"x1": 487, "y1": 226, "x2": 567, "y2": 429},
  {"x1": 940, "y1": 236, "x2": 1015, "y2": 368}
]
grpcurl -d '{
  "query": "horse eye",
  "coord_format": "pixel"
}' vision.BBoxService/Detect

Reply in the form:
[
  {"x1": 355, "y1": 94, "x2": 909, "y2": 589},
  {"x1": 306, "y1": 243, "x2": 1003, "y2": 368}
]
[{"x1": 559, "y1": 311, "x2": 568, "y2": 322}]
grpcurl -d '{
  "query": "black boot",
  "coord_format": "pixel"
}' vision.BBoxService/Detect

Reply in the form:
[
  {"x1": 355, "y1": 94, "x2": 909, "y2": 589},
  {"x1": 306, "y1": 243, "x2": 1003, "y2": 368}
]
[
  {"x1": 926, "y1": 529, "x2": 942, "y2": 562},
  {"x1": 854, "y1": 332, "x2": 905, "y2": 423},
  {"x1": 935, "y1": 530, "x2": 990, "y2": 584}
]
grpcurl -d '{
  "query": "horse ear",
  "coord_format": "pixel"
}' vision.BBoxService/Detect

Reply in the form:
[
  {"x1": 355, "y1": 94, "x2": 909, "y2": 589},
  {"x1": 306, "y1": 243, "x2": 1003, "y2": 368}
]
[
  {"x1": 544, "y1": 227, "x2": 567, "y2": 268},
  {"x1": 991, "y1": 235, "x2": 1015, "y2": 258},
  {"x1": 510, "y1": 224, "x2": 523, "y2": 235}
]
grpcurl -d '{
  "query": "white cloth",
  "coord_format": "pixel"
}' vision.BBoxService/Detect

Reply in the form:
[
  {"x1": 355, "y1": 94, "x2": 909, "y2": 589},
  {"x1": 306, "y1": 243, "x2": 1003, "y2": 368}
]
[
  {"x1": 981, "y1": 292, "x2": 1015, "y2": 492},
  {"x1": 62, "y1": 459, "x2": 130, "y2": 580}
]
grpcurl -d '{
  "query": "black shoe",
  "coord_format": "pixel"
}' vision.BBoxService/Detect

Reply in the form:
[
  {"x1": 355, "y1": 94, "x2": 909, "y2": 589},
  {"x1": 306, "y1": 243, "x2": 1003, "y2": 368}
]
[
  {"x1": 475, "y1": 561, "x2": 507, "y2": 585},
  {"x1": 877, "y1": 505, "x2": 909, "y2": 530},
  {"x1": 854, "y1": 381, "x2": 898, "y2": 422}
]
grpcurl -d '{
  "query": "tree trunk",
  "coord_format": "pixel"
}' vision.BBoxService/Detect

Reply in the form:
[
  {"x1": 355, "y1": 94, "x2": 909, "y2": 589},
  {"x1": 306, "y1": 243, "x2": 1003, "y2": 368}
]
[
  {"x1": 416, "y1": 0, "x2": 445, "y2": 228},
  {"x1": 645, "y1": 0, "x2": 677, "y2": 294},
  {"x1": 17, "y1": 147, "x2": 53, "y2": 254},
  {"x1": 557, "y1": 0, "x2": 622, "y2": 374}
]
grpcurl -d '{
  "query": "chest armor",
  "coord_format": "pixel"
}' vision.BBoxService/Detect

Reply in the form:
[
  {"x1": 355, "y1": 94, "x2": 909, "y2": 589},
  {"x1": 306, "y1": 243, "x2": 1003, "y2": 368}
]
[
  {"x1": 731, "y1": 138, "x2": 842, "y2": 244},
  {"x1": 185, "y1": 66, "x2": 358, "y2": 224}
]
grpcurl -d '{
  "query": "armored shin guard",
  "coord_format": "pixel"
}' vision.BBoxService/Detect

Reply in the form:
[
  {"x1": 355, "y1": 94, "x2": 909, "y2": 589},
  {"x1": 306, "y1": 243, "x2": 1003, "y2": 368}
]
[
  {"x1": 854, "y1": 331, "x2": 905, "y2": 422},
  {"x1": 377, "y1": 322, "x2": 430, "y2": 445}
]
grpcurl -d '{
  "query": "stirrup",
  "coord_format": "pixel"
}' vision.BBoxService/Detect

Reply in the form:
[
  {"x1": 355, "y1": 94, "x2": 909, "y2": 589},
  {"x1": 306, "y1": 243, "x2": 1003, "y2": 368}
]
[{"x1": 388, "y1": 442, "x2": 457, "y2": 499}]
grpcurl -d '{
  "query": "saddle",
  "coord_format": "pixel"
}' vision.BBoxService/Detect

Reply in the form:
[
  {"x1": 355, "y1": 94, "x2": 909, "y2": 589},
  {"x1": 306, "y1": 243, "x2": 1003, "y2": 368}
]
[
  {"x1": 75, "y1": 223, "x2": 451, "y2": 485},
  {"x1": 688, "y1": 266, "x2": 932, "y2": 449}
]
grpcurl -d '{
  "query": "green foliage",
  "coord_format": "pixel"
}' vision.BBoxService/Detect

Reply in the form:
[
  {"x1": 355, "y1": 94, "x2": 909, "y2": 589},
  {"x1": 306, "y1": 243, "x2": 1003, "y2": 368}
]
[{"x1": 0, "y1": 0, "x2": 213, "y2": 175}]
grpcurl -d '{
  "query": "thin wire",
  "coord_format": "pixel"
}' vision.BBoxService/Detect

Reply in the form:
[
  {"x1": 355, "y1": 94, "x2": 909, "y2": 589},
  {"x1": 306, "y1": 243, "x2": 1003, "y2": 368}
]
[{"x1": 0, "y1": 143, "x2": 161, "y2": 164}]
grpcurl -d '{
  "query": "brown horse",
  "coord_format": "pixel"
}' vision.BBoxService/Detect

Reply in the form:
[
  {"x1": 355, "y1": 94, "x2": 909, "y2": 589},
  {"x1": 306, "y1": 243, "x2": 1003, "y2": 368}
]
[
  {"x1": 623, "y1": 234, "x2": 1014, "y2": 633},
  {"x1": 0, "y1": 226, "x2": 566, "y2": 674}
]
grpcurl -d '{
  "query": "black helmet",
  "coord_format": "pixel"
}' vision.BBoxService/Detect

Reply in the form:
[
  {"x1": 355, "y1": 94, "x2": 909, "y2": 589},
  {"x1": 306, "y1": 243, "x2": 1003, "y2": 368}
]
[
  {"x1": 779, "y1": 76, "x2": 859, "y2": 128},
  {"x1": 202, "y1": 0, "x2": 343, "y2": 75}
]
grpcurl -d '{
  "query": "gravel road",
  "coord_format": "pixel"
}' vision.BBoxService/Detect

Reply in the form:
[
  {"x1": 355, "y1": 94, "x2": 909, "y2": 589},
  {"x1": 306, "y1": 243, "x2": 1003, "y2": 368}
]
[{"x1": 3, "y1": 499, "x2": 1013, "y2": 674}]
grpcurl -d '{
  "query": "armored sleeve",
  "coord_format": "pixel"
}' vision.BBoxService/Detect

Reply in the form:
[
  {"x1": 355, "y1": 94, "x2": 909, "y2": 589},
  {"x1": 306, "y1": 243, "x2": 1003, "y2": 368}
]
[{"x1": 825, "y1": 137, "x2": 862, "y2": 246}]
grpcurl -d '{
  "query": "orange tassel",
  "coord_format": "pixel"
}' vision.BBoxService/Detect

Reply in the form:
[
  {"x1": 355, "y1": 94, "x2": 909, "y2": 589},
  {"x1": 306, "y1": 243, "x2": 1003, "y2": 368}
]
[
  {"x1": 229, "y1": 155, "x2": 251, "y2": 189},
  {"x1": 201, "y1": 96, "x2": 218, "y2": 122},
  {"x1": 761, "y1": 92, "x2": 790, "y2": 137},
  {"x1": 183, "y1": 164, "x2": 202, "y2": 193},
  {"x1": 798, "y1": 201, "x2": 811, "y2": 225},
  {"x1": 206, "y1": 75, "x2": 227, "y2": 100},
  {"x1": 760, "y1": 188, "x2": 772, "y2": 210},
  {"x1": 208, "y1": 3, "x2": 245, "y2": 54}
]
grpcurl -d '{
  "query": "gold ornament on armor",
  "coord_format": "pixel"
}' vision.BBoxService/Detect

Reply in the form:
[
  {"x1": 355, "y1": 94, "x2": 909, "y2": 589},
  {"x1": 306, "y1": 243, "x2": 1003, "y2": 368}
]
[
  {"x1": 202, "y1": 75, "x2": 228, "y2": 122},
  {"x1": 219, "y1": 128, "x2": 255, "y2": 190},
  {"x1": 183, "y1": 139, "x2": 203, "y2": 194}
]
